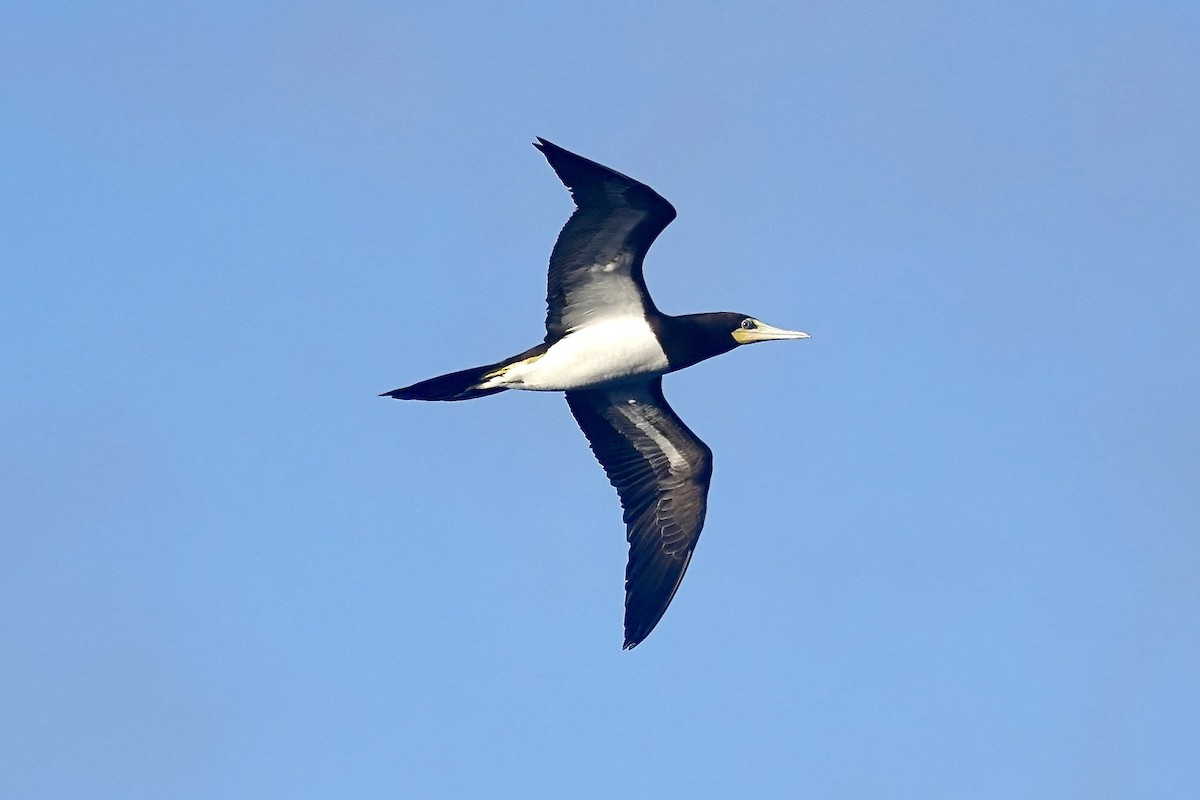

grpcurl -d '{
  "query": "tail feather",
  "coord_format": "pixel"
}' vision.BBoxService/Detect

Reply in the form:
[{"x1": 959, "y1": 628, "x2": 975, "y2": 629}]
[
  {"x1": 380, "y1": 363, "x2": 507, "y2": 402},
  {"x1": 381, "y1": 343, "x2": 549, "y2": 402}
]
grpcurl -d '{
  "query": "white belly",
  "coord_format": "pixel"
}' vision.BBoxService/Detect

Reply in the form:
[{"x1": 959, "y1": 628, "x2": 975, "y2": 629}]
[{"x1": 485, "y1": 317, "x2": 669, "y2": 391}]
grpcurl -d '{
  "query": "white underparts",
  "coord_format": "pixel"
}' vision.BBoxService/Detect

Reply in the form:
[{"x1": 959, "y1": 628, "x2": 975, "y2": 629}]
[{"x1": 481, "y1": 317, "x2": 669, "y2": 391}]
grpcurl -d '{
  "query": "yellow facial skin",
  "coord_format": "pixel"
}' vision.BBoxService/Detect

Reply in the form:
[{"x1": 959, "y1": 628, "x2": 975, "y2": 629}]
[{"x1": 731, "y1": 319, "x2": 811, "y2": 345}]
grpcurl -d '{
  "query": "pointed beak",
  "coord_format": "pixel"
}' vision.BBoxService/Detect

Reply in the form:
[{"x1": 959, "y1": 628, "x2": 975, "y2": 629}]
[{"x1": 732, "y1": 321, "x2": 811, "y2": 344}]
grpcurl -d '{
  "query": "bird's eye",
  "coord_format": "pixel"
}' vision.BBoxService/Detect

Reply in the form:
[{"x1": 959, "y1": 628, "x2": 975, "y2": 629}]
[{"x1": 740, "y1": 318, "x2": 757, "y2": 330}]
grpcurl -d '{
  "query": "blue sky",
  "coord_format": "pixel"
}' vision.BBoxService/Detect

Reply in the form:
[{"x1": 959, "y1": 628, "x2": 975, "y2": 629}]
[{"x1": 3, "y1": 2, "x2": 1198, "y2": 797}]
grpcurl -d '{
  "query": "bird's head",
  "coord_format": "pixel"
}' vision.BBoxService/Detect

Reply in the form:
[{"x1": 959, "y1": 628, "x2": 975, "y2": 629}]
[
  {"x1": 665, "y1": 312, "x2": 809, "y2": 371},
  {"x1": 727, "y1": 314, "x2": 810, "y2": 345}
]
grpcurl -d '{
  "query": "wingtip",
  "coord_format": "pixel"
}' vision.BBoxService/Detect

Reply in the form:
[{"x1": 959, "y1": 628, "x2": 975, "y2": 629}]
[
  {"x1": 534, "y1": 137, "x2": 565, "y2": 159},
  {"x1": 622, "y1": 626, "x2": 649, "y2": 650}
]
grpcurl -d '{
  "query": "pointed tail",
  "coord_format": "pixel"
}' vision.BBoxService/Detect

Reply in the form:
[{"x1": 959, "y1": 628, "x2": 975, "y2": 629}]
[
  {"x1": 381, "y1": 343, "x2": 548, "y2": 402},
  {"x1": 380, "y1": 363, "x2": 508, "y2": 402}
]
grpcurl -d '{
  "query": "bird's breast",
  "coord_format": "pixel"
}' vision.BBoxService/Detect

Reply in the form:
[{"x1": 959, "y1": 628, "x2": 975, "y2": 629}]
[{"x1": 487, "y1": 317, "x2": 669, "y2": 391}]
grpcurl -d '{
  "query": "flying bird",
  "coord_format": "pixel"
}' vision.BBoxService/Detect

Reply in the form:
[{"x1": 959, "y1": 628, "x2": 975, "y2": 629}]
[{"x1": 383, "y1": 139, "x2": 809, "y2": 648}]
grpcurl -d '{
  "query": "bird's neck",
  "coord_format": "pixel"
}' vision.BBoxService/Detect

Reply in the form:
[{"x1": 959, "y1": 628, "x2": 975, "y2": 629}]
[{"x1": 653, "y1": 313, "x2": 738, "y2": 372}]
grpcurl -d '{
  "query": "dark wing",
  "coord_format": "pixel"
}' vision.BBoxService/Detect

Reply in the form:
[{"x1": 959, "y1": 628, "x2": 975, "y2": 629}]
[
  {"x1": 534, "y1": 138, "x2": 677, "y2": 341},
  {"x1": 566, "y1": 379, "x2": 713, "y2": 649}
]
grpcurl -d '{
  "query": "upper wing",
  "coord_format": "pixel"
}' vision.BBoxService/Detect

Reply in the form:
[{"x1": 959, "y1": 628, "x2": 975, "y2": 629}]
[
  {"x1": 535, "y1": 139, "x2": 676, "y2": 341},
  {"x1": 565, "y1": 379, "x2": 713, "y2": 648}
]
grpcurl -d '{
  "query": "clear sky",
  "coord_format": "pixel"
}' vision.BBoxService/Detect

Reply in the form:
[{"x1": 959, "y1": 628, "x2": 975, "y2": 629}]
[{"x1": 3, "y1": 2, "x2": 1198, "y2": 798}]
